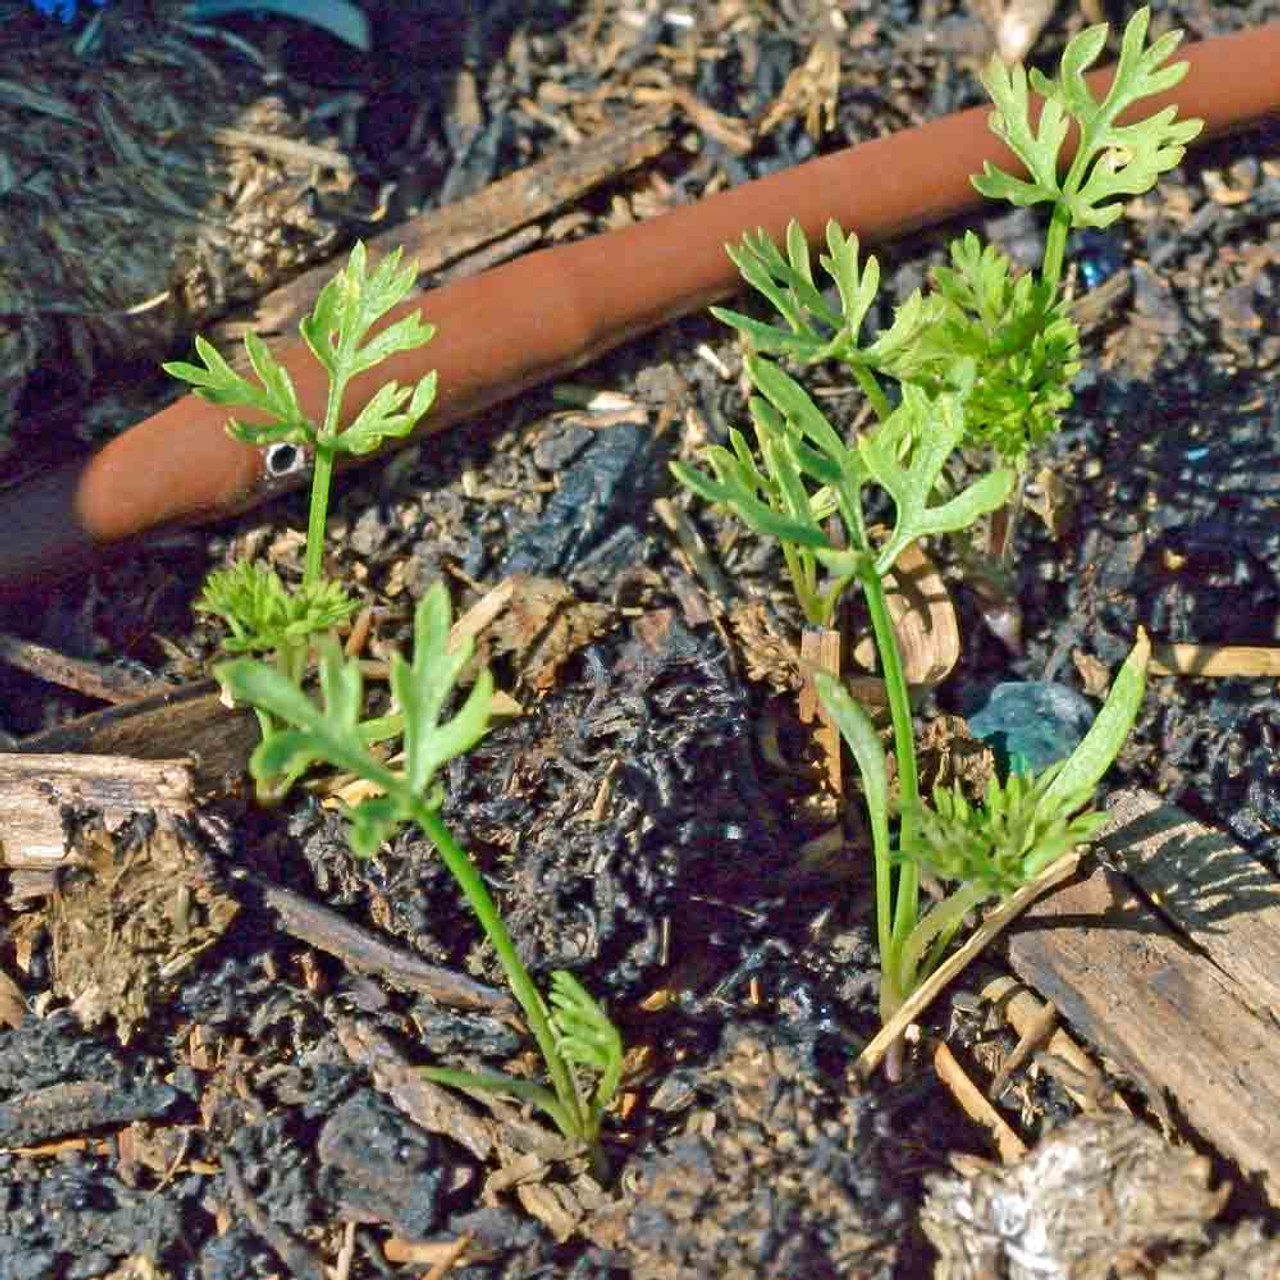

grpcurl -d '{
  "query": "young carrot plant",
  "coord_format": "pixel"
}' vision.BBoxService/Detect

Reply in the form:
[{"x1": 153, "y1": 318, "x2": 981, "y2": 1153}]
[
  {"x1": 673, "y1": 8, "x2": 1195, "y2": 1043},
  {"x1": 218, "y1": 584, "x2": 622, "y2": 1175},
  {"x1": 169, "y1": 244, "x2": 623, "y2": 1174},
  {"x1": 165, "y1": 242, "x2": 438, "y2": 795}
]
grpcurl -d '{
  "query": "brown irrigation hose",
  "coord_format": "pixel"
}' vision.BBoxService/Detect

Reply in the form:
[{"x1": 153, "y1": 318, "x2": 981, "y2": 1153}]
[{"x1": 3, "y1": 20, "x2": 1278, "y2": 596}]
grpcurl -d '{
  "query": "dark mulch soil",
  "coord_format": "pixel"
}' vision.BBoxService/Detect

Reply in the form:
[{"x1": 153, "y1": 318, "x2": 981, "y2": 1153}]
[{"x1": 1, "y1": 1, "x2": 1278, "y2": 1276}]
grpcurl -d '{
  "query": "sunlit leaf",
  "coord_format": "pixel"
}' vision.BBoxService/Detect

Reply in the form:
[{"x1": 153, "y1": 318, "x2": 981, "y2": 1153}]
[{"x1": 972, "y1": 7, "x2": 1203, "y2": 228}]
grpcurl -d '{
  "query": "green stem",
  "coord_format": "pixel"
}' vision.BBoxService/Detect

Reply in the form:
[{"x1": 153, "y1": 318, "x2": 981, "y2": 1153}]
[
  {"x1": 851, "y1": 362, "x2": 892, "y2": 423},
  {"x1": 899, "y1": 879, "x2": 992, "y2": 990},
  {"x1": 303, "y1": 367, "x2": 349, "y2": 589},
  {"x1": 1039, "y1": 203, "x2": 1072, "y2": 299},
  {"x1": 782, "y1": 541, "x2": 823, "y2": 627},
  {"x1": 860, "y1": 568, "x2": 921, "y2": 993},
  {"x1": 410, "y1": 800, "x2": 584, "y2": 1140},
  {"x1": 866, "y1": 761, "x2": 896, "y2": 1006},
  {"x1": 303, "y1": 443, "x2": 336, "y2": 588}
]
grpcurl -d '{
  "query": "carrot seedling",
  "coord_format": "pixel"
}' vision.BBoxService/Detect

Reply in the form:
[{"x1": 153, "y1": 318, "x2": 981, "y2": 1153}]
[
  {"x1": 165, "y1": 242, "x2": 437, "y2": 793},
  {"x1": 169, "y1": 246, "x2": 623, "y2": 1175},
  {"x1": 673, "y1": 8, "x2": 1194, "y2": 1045},
  {"x1": 218, "y1": 584, "x2": 622, "y2": 1175}
]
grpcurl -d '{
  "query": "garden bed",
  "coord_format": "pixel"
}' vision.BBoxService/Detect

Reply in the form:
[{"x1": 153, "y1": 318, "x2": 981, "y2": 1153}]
[{"x1": 1, "y1": 1, "x2": 1278, "y2": 1276}]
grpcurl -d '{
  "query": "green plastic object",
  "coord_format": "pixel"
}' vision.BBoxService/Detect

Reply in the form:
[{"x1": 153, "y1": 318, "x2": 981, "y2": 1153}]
[
  {"x1": 967, "y1": 680, "x2": 1097, "y2": 775},
  {"x1": 185, "y1": 0, "x2": 370, "y2": 51}
]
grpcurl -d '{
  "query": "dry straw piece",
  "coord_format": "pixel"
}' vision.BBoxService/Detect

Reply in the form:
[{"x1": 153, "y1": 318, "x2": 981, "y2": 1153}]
[{"x1": 0, "y1": 0, "x2": 354, "y2": 439}]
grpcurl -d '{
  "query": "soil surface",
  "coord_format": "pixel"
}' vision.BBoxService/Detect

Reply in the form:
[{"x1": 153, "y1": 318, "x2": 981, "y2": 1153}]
[{"x1": 1, "y1": 2, "x2": 1278, "y2": 1277}]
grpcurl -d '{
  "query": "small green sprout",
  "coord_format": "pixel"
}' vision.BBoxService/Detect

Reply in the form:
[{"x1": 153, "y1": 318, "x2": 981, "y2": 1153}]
[
  {"x1": 425, "y1": 968, "x2": 623, "y2": 1159},
  {"x1": 174, "y1": 246, "x2": 623, "y2": 1173},
  {"x1": 219, "y1": 582, "x2": 623, "y2": 1176},
  {"x1": 673, "y1": 8, "x2": 1190, "y2": 1053},
  {"x1": 166, "y1": 241, "x2": 438, "y2": 793},
  {"x1": 166, "y1": 241, "x2": 437, "y2": 591},
  {"x1": 196, "y1": 561, "x2": 359, "y2": 657}
]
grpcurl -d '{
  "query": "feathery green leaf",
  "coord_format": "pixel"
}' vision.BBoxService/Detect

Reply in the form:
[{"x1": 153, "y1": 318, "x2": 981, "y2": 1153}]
[{"x1": 972, "y1": 6, "x2": 1203, "y2": 228}]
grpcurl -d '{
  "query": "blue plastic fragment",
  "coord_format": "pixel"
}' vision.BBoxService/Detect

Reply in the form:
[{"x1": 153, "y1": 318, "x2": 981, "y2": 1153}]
[
  {"x1": 1071, "y1": 227, "x2": 1125, "y2": 291},
  {"x1": 967, "y1": 680, "x2": 1098, "y2": 775},
  {"x1": 27, "y1": 0, "x2": 108, "y2": 22}
]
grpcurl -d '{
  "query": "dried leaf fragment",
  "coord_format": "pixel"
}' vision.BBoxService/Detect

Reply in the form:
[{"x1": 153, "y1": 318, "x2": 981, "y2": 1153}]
[
  {"x1": 971, "y1": 0, "x2": 1058, "y2": 65},
  {"x1": 852, "y1": 541, "x2": 960, "y2": 689}
]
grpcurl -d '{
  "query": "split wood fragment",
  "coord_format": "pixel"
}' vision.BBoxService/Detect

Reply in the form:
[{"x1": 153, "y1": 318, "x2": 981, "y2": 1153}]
[
  {"x1": 249, "y1": 874, "x2": 518, "y2": 1018},
  {"x1": 1071, "y1": 787, "x2": 1280, "y2": 1024},
  {"x1": 0, "y1": 631, "x2": 172, "y2": 704},
  {"x1": 15, "y1": 677, "x2": 260, "y2": 796},
  {"x1": 799, "y1": 628, "x2": 843, "y2": 797},
  {"x1": 383, "y1": 1233, "x2": 474, "y2": 1274},
  {"x1": 0, "y1": 753, "x2": 193, "y2": 870},
  {"x1": 931, "y1": 1039, "x2": 1027, "y2": 1163},
  {"x1": 1005, "y1": 789, "x2": 1280, "y2": 1209},
  {"x1": 1149, "y1": 642, "x2": 1280, "y2": 678},
  {"x1": 0, "y1": 967, "x2": 23, "y2": 1030},
  {"x1": 976, "y1": 968, "x2": 1131, "y2": 1115}
]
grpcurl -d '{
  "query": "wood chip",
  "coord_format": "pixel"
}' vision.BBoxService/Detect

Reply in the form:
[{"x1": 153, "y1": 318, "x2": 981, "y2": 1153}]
[
  {"x1": 480, "y1": 576, "x2": 614, "y2": 693},
  {"x1": 976, "y1": 968, "x2": 1131, "y2": 1115},
  {"x1": 1071, "y1": 648, "x2": 1113, "y2": 697},
  {"x1": 727, "y1": 599, "x2": 804, "y2": 693},
  {"x1": 384, "y1": 1233, "x2": 474, "y2": 1273},
  {"x1": 0, "y1": 753, "x2": 193, "y2": 870},
  {"x1": 1006, "y1": 790, "x2": 1280, "y2": 1208},
  {"x1": 757, "y1": 37, "x2": 840, "y2": 140},
  {"x1": 798, "y1": 627, "x2": 842, "y2": 798},
  {"x1": 0, "y1": 632, "x2": 171, "y2": 704},
  {"x1": 1101, "y1": 788, "x2": 1280, "y2": 1020},
  {"x1": 1149, "y1": 643, "x2": 1280, "y2": 678},
  {"x1": 0, "y1": 965, "x2": 26, "y2": 1030},
  {"x1": 932, "y1": 1039, "x2": 1027, "y2": 1163},
  {"x1": 254, "y1": 878, "x2": 516, "y2": 1018},
  {"x1": 16, "y1": 678, "x2": 260, "y2": 797}
]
